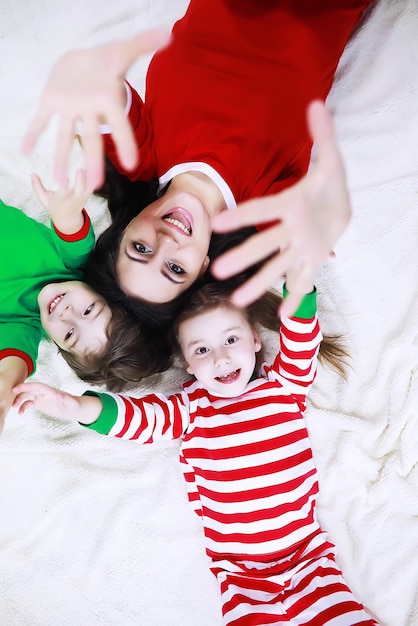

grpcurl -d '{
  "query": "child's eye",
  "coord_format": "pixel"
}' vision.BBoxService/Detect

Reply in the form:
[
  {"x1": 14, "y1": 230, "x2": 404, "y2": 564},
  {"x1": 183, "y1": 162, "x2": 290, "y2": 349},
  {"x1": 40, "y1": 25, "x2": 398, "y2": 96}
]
[
  {"x1": 196, "y1": 347, "x2": 209, "y2": 355},
  {"x1": 84, "y1": 304, "x2": 94, "y2": 315},
  {"x1": 226, "y1": 336, "x2": 238, "y2": 345},
  {"x1": 133, "y1": 242, "x2": 151, "y2": 254},
  {"x1": 167, "y1": 261, "x2": 185, "y2": 275},
  {"x1": 64, "y1": 328, "x2": 74, "y2": 342}
]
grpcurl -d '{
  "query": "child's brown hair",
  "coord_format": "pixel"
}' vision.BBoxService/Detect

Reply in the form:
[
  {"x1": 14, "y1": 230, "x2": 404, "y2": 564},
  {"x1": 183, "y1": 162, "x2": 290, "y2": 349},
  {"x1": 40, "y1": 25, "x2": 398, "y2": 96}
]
[
  {"x1": 58, "y1": 306, "x2": 173, "y2": 392},
  {"x1": 173, "y1": 281, "x2": 348, "y2": 379}
]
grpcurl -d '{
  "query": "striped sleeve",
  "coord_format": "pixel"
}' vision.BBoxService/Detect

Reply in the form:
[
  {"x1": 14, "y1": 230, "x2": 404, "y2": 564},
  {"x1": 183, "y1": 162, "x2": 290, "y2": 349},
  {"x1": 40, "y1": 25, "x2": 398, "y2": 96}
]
[
  {"x1": 270, "y1": 289, "x2": 322, "y2": 409},
  {"x1": 82, "y1": 389, "x2": 190, "y2": 443}
]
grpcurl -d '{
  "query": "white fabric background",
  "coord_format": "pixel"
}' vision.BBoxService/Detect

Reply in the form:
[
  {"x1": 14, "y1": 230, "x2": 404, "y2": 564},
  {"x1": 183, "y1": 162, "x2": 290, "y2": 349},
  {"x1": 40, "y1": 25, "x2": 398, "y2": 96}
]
[{"x1": 0, "y1": 1, "x2": 417, "y2": 624}]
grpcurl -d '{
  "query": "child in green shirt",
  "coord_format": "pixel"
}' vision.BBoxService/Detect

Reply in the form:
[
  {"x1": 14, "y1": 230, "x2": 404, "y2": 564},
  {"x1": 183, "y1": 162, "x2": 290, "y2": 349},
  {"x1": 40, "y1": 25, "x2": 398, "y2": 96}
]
[{"x1": 0, "y1": 170, "x2": 112, "y2": 431}]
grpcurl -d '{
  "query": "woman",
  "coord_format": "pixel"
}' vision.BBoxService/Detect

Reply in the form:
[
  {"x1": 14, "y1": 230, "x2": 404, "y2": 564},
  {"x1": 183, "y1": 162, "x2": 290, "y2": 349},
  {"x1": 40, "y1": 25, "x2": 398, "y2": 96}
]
[{"x1": 23, "y1": 0, "x2": 374, "y2": 318}]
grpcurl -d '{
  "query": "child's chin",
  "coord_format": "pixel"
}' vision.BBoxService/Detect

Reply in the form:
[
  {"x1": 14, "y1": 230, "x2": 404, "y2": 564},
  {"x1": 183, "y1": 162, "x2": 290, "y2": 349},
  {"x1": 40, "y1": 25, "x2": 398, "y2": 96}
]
[{"x1": 210, "y1": 382, "x2": 246, "y2": 398}]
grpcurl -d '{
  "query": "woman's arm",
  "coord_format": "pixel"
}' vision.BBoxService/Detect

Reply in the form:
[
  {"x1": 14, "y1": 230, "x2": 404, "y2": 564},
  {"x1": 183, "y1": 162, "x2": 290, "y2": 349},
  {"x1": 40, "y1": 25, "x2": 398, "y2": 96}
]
[{"x1": 22, "y1": 29, "x2": 169, "y2": 190}]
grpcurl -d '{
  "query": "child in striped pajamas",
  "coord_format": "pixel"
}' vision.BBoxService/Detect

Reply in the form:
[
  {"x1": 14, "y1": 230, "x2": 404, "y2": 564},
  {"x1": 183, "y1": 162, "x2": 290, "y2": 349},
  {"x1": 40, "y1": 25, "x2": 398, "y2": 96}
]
[{"x1": 14, "y1": 284, "x2": 379, "y2": 625}]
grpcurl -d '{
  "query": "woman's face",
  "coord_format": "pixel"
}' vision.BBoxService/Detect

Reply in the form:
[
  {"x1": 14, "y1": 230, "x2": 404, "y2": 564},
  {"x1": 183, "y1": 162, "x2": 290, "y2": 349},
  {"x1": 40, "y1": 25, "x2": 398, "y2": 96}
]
[{"x1": 117, "y1": 191, "x2": 211, "y2": 303}]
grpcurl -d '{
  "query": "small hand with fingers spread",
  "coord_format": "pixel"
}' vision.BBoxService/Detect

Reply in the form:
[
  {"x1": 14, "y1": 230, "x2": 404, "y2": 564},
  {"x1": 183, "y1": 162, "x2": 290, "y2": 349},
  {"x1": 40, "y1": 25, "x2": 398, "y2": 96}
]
[
  {"x1": 211, "y1": 100, "x2": 351, "y2": 318},
  {"x1": 13, "y1": 382, "x2": 82, "y2": 419},
  {"x1": 31, "y1": 169, "x2": 93, "y2": 234},
  {"x1": 13, "y1": 382, "x2": 101, "y2": 425}
]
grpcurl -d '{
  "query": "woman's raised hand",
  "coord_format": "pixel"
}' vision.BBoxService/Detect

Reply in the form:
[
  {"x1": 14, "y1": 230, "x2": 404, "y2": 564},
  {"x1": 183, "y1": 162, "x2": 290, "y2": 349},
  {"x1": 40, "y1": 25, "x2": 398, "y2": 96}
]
[
  {"x1": 211, "y1": 100, "x2": 351, "y2": 318},
  {"x1": 22, "y1": 28, "x2": 169, "y2": 190}
]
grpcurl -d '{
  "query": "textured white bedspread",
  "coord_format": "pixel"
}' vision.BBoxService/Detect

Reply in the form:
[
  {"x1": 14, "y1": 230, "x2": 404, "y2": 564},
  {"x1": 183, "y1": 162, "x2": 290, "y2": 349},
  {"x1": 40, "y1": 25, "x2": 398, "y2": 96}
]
[{"x1": 0, "y1": 1, "x2": 417, "y2": 624}]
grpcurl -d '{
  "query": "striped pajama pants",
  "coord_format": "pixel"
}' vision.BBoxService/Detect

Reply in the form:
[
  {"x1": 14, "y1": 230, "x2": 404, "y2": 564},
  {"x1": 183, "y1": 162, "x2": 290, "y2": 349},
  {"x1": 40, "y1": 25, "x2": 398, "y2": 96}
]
[{"x1": 210, "y1": 542, "x2": 379, "y2": 625}]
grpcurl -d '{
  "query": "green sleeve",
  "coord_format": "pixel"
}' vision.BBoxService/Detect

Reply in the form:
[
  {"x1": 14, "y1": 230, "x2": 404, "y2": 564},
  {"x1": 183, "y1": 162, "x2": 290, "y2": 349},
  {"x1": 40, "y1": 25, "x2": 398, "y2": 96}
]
[
  {"x1": 81, "y1": 391, "x2": 119, "y2": 434},
  {"x1": 0, "y1": 322, "x2": 43, "y2": 375},
  {"x1": 283, "y1": 284, "x2": 317, "y2": 319},
  {"x1": 50, "y1": 215, "x2": 95, "y2": 271}
]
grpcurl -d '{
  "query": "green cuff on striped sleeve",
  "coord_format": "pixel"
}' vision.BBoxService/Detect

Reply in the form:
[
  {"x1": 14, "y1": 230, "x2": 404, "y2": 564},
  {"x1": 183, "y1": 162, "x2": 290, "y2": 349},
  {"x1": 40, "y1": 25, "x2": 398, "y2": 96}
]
[
  {"x1": 81, "y1": 391, "x2": 119, "y2": 434},
  {"x1": 283, "y1": 284, "x2": 317, "y2": 319}
]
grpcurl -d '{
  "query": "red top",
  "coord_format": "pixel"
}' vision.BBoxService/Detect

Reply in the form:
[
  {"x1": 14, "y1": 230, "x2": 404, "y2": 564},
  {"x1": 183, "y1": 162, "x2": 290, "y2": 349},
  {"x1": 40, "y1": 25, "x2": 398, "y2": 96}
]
[{"x1": 104, "y1": 0, "x2": 373, "y2": 202}]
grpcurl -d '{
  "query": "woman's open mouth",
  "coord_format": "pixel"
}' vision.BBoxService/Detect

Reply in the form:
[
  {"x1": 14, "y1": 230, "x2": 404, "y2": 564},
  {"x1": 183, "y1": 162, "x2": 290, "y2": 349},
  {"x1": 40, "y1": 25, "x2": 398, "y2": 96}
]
[
  {"x1": 215, "y1": 369, "x2": 240, "y2": 384},
  {"x1": 163, "y1": 208, "x2": 193, "y2": 235}
]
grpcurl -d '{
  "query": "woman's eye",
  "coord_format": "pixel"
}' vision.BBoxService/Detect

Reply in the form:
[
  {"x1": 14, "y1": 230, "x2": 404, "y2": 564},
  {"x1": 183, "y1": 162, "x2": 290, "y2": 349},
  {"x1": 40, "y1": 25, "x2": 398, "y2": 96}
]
[
  {"x1": 133, "y1": 242, "x2": 151, "y2": 254},
  {"x1": 167, "y1": 261, "x2": 185, "y2": 275},
  {"x1": 226, "y1": 336, "x2": 238, "y2": 345},
  {"x1": 64, "y1": 328, "x2": 74, "y2": 342},
  {"x1": 196, "y1": 347, "x2": 208, "y2": 355},
  {"x1": 84, "y1": 304, "x2": 94, "y2": 315}
]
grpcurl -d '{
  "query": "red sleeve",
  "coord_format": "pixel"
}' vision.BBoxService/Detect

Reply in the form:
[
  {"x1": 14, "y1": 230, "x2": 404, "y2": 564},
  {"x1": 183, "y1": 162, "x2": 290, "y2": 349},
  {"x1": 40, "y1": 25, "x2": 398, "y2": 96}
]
[
  {"x1": 52, "y1": 209, "x2": 91, "y2": 242},
  {"x1": 0, "y1": 348, "x2": 34, "y2": 376}
]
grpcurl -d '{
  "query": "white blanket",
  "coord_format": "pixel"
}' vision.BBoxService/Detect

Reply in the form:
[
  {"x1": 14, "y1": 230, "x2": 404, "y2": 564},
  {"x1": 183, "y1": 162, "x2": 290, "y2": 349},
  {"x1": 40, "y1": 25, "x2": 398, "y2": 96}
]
[{"x1": 0, "y1": 1, "x2": 417, "y2": 624}]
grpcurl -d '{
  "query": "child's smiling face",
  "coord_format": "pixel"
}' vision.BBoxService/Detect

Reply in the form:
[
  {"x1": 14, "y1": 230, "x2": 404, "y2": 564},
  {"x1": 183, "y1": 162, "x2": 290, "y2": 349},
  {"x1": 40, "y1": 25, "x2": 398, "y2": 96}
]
[
  {"x1": 179, "y1": 304, "x2": 261, "y2": 397},
  {"x1": 38, "y1": 280, "x2": 112, "y2": 357}
]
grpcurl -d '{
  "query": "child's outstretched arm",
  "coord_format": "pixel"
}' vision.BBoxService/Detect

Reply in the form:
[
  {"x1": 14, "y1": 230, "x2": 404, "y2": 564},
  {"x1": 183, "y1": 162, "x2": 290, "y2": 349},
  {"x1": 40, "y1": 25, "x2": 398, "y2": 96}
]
[
  {"x1": 0, "y1": 357, "x2": 29, "y2": 433},
  {"x1": 211, "y1": 101, "x2": 350, "y2": 318},
  {"x1": 22, "y1": 28, "x2": 169, "y2": 190},
  {"x1": 270, "y1": 286, "x2": 322, "y2": 412},
  {"x1": 13, "y1": 382, "x2": 102, "y2": 425},
  {"x1": 31, "y1": 169, "x2": 92, "y2": 235},
  {"x1": 13, "y1": 383, "x2": 189, "y2": 444}
]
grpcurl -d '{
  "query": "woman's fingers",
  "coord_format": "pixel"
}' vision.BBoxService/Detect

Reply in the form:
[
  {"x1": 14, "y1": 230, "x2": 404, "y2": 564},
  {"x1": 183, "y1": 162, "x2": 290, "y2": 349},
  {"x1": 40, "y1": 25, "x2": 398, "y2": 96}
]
[
  {"x1": 212, "y1": 223, "x2": 288, "y2": 279},
  {"x1": 22, "y1": 27, "x2": 170, "y2": 188},
  {"x1": 228, "y1": 246, "x2": 297, "y2": 307},
  {"x1": 21, "y1": 109, "x2": 50, "y2": 156},
  {"x1": 212, "y1": 190, "x2": 291, "y2": 233},
  {"x1": 52, "y1": 115, "x2": 77, "y2": 186}
]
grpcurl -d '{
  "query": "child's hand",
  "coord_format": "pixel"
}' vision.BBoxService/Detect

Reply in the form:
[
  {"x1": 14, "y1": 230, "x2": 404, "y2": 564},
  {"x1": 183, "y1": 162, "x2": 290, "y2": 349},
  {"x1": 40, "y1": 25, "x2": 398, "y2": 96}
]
[
  {"x1": 22, "y1": 28, "x2": 169, "y2": 190},
  {"x1": 211, "y1": 101, "x2": 351, "y2": 318},
  {"x1": 12, "y1": 382, "x2": 102, "y2": 425},
  {"x1": 13, "y1": 382, "x2": 83, "y2": 420},
  {"x1": 31, "y1": 169, "x2": 92, "y2": 235}
]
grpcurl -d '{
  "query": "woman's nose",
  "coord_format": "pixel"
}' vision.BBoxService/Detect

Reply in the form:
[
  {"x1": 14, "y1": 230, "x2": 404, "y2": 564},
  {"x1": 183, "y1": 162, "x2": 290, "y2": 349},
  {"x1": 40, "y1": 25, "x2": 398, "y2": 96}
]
[{"x1": 158, "y1": 227, "x2": 179, "y2": 247}]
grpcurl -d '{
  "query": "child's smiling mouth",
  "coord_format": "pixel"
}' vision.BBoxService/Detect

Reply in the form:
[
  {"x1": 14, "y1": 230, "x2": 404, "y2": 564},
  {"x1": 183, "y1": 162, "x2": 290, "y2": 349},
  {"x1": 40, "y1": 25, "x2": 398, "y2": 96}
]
[
  {"x1": 215, "y1": 369, "x2": 241, "y2": 384},
  {"x1": 48, "y1": 293, "x2": 65, "y2": 315}
]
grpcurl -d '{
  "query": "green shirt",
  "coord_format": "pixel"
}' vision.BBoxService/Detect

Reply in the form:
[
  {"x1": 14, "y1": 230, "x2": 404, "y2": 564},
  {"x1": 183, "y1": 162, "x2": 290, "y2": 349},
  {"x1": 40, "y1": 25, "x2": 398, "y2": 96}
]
[{"x1": 0, "y1": 199, "x2": 95, "y2": 374}]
